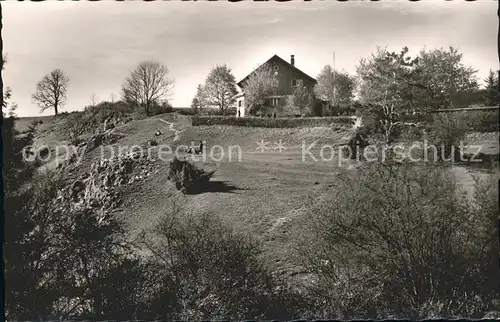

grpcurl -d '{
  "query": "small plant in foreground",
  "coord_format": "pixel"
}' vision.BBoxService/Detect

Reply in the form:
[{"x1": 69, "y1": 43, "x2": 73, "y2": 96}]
[{"x1": 167, "y1": 157, "x2": 215, "y2": 194}]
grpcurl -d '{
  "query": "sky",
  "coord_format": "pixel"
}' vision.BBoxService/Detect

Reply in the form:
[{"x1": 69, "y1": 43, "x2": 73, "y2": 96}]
[{"x1": 4, "y1": 0, "x2": 498, "y2": 117}]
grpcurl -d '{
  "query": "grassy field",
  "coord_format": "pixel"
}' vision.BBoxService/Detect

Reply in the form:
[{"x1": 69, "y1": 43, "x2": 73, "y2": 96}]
[{"x1": 21, "y1": 113, "x2": 500, "y2": 282}]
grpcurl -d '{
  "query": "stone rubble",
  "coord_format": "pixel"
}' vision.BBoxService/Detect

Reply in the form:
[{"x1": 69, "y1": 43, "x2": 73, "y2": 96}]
[{"x1": 57, "y1": 150, "x2": 159, "y2": 221}]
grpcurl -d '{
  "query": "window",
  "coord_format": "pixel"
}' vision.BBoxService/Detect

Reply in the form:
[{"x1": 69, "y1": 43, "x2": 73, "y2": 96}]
[
  {"x1": 238, "y1": 100, "x2": 242, "y2": 107},
  {"x1": 273, "y1": 65, "x2": 279, "y2": 72},
  {"x1": 291, "y1": 79, "x2": 303, "y2": 88},
  {"x1": 271, "y1": 98, "x2": 279, "y2": 106}
]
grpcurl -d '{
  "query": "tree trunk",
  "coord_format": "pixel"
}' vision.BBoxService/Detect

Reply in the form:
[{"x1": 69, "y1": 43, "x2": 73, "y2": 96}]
[{"x1": 54, "y1": 102, "x2": 58, "y2": 116}]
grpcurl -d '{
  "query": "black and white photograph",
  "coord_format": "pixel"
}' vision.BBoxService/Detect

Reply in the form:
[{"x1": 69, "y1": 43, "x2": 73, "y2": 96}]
[{"x1": 1, "y1": 0, "x2": 499, "y2": 320}]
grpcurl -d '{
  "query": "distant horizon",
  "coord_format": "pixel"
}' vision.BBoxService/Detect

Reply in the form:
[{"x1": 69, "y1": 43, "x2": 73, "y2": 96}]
[{"x1": 4, "y1": 1, "x2": 498, "y2": 117}]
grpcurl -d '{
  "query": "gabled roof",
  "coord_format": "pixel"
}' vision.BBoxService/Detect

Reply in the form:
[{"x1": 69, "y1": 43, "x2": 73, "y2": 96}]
[{"x1": 237, "y1": 54, "x2": 317, "y2": 88}]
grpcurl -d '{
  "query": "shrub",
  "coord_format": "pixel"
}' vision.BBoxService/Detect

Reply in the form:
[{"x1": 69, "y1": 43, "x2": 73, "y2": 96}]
[
  {"x1": 173, "y1": 108, "x2": 196, "y2": 116},
  {"x1": 299, "y1": 162, "x2": 498, "y2": 319},
  {"x1": 4, "y1": 170, "x2": 144, "y2": 320},
  {"x1": 167, "y1": 157, "x2": 216, "y2": 194},
  {"x1": 138, "y1": 208, "x2": 309, "y2": 320},
  {"x1": 461, "y1": 109, "x2": 499, "y2": 132},
  {"x1": 149, "y1": 101, "x2": 174, "y2": 115},
  {"x1": 357, "y1": 102, "x2": 405, "y2": 145},
  {"x1": 309, "y1": 101, "x2": 324, "y2": 117},
  {"x1": 63, "y1": 101, "x2": 136, "y2": 139},
  {"x1": 2, "y1": 116, "x2": 36, "y2": 193},
  {"x1": 429, "y1": 113, "x2": 468, "y2": 160},
  {"x1": 30, "y1": 119, "x2": 40, "y2": 128},
  {"x1": 344, "y1": 131, "x2": 369, "y2": 160},
  {"x1": 192, "y1": 116, "x2": 354, "y2": 128}
]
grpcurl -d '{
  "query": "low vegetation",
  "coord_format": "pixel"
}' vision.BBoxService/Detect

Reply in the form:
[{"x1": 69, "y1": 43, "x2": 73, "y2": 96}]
[
  {"x1": 192, "y1": 115, "x2": 354, "y2": 128},
  {"x1": 460, "y1": 109, "x2": 499, "y2": 132},
  {"x1": 429, "y1": 113, "x2": 469, "y2": 160},
  {"x1": 167, "y1": 157, "x2": 216, "y2": 194},
  {"x1": 299, "y1": 162, "x2": 499, "y2": 319},
  {"x1": 4, "y1": 34, "x2": 499, "y2": 320},
  {"x1": 136, "y1": 209, "x2": 308, "y2": 320}
]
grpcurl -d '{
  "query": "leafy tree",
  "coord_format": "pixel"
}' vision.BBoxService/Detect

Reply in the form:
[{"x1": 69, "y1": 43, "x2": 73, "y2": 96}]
[
  {"x1": 3, "y1": 86, "x2": 18, "y2": 117},
  {"x1": 314, "y1": 66, "x2": 355, "y2": 114},
  {"x1": 121, "y1": 60, "x2": 174, "y2": 115},
  {"x1": 241, "y1": 64, "x2": 279, "y2": 115},
  {"x1": 356, "y1": 46, "x2": 479, "y2": 143},
  {"x1": 32, "y1": 69, "x2": 70, "y2": 116},
  {"x1": 414, "y1": 47, "x2": 479, "y2": 110},
  {"x1": 483, "y1": 69, "x2": 499, "y2": 106},
  {"x1": 203, "y1": 65, "x2": 238, "y2": 113},
  {"x1": 356, "y1": 46, "x2": 419, "y2": 113},
  {"x1": 356, "y1": 47, "x2": 420, "y2": 144},
  {"x1": 191, "y1": 84, "x2": 207, "y2": 114},
  {"x1": 287, "y1": 85, "x2": 314, "y2": 116}
]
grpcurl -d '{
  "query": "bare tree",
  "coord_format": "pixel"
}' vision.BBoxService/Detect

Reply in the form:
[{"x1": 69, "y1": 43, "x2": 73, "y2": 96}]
[
  {"x1": 32, "y1": 69, "x2": 70, "y2": 116},
  {"x1": 89, "y1": 93, "x2": 97, "y2": 107},
  {"x1": 380, "y1": 72, "x2": 401, "y2": 148},
  {"x1": 121, "y1": 61, "x2": 174, "y2": 115}
]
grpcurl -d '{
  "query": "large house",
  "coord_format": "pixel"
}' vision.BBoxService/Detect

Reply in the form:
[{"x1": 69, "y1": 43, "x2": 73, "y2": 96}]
[{"x1": 235, "y1": 54, "x2": 318, "y2": 117}]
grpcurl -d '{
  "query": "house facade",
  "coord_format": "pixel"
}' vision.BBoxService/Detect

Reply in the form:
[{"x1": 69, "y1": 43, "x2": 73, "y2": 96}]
[{"x1": 235, "y1": 54, "x2": 318, "y2": 117}]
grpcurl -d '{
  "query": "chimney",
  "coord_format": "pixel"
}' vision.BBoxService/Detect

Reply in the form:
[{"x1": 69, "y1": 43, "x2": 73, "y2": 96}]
[{"x1": 290, "y1": 55, "x2": 295, "y2": 66}]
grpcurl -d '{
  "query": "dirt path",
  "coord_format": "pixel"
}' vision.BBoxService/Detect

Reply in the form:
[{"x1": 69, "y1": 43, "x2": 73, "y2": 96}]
[{"x1": 158, "y1": 118, "x2": 185, "y2": 142}]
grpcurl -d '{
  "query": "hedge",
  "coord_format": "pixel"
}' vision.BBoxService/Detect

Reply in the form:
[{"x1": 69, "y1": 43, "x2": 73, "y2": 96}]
[
  {"x1": 457, "y1": 110, "x2": 499, "y2": 132},
  {"x1": 191, "y1": 116, "x2": 355, "y2": 128},
  {"x1": 400, "y1": 109, "x2": 499, "y2": 133}
]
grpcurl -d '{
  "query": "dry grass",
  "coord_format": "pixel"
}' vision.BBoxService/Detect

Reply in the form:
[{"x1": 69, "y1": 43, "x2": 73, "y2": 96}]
[{"x1": 26, "y1": 113, "x2": 500, "y2": 282}]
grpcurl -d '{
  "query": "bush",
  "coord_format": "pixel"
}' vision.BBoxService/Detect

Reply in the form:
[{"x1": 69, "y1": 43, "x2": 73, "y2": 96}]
[
  {"x1": 4, "y1": 170, "x2": 143, "y2": 320},
  {"x1": 198, "y1": 107, "x2": 237, "y2": 116},
  {"x1": 192, "y1": 116, "x2": 354, "y2": 128},
  {"x1": 299, "y1": 162, "x2": 498, "y2": 319},
  {"x1": 344, "y1": 131, "x2": 369, "y2": 160},
  {"x1": 149, "y1": 101, "x2": 174, "y2": 115},
  {"x1": 138, "y1": 208, "x2": 309, "y2": 320},
  {"x1": 64, "y1": 101, "x2": 136, "y2": 139},
  {"x1": 167, "y1": 157, "x2": 216, "y2": 194},
  {"x1": 429, "y1": 113, "x2": 468, "y2": 160},
  {"x1": 309, "y1": 101, "x2": 324, "y2": 117},
  {"x1": 173, "y1": 108, "x2": 196, "y2": 116},
  {"x1": 461, "y1": 109, "x2": 499, "y2": 132},
  {"x1": 30, "y1": 119, "x2": 40, "y2": 128}
]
